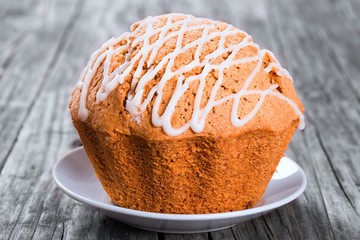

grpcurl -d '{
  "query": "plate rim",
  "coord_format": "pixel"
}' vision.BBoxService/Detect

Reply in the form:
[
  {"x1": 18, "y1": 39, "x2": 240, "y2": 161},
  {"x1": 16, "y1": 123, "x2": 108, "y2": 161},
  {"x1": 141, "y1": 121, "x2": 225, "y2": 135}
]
[{"x1": 52, "y1": 147, "x2": 307, "y2": 221}]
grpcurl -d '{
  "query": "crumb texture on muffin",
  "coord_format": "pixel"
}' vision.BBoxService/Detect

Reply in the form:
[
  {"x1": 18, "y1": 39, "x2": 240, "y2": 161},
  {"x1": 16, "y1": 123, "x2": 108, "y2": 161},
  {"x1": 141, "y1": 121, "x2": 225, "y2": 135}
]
[{"x1": 69, "y1": 13, "x2": 305, "y2": 214}]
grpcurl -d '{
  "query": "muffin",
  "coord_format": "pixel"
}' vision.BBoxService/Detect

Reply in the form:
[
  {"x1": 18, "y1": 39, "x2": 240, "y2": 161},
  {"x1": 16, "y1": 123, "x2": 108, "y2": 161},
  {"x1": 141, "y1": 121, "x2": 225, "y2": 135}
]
[{"x1": 69, "y1": 13, "x2": 305, "y2": 214}]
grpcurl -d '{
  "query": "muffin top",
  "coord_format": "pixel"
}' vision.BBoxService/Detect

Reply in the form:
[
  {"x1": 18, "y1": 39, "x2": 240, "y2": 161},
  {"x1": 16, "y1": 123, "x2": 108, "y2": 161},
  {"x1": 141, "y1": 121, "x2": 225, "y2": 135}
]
[{"x1": 70, "y1": 13, "x2": 304, "y2": 138}]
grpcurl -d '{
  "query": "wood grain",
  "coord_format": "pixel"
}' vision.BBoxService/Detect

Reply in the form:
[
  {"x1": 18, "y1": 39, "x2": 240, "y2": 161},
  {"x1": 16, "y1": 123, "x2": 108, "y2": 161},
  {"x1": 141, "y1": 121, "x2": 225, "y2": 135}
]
[{"x1": 0, "y1": 0, "x2": 359, "y2": 239}]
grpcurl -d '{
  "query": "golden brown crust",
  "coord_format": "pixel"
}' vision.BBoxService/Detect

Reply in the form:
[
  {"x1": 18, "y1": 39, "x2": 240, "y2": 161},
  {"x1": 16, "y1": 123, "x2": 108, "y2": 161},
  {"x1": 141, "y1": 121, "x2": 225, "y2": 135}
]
[{"x1": 69, "y1": 14, "x2": 304, "y2": 213}]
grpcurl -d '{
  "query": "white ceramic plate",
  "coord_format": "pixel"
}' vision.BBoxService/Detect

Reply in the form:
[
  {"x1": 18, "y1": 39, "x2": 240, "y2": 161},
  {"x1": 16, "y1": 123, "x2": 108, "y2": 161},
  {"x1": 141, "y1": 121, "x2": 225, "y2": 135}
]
[{"x1": 52, "y1": 147, "x2": 306, "y2": 233}]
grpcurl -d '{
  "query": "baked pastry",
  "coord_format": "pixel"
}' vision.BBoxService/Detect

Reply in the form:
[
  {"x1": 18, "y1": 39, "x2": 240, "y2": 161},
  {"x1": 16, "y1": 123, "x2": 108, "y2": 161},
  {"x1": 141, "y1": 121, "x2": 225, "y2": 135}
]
[{"x1": 69, "y1": 13, "x2": 304, "y2": 214}]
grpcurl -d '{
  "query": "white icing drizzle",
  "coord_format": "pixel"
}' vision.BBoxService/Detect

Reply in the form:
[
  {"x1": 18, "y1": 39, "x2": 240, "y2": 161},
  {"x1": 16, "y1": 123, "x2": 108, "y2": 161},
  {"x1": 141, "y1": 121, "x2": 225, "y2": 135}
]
[{"x1": 75, "y1": 14, "x2": 305, "y2": 136}]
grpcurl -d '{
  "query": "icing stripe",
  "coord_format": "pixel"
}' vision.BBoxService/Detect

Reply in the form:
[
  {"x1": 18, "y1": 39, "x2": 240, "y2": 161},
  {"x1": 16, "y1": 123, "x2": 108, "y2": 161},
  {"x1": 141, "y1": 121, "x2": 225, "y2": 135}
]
[{"x1": 75, "y1": 14, "x2": 305, "y2": 136}]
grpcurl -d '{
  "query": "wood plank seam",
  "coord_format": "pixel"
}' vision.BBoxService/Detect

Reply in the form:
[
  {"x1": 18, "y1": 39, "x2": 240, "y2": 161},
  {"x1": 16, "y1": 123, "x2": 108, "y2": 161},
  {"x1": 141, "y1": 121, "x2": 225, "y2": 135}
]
[
  {"x1": 308, "y1": 116, "x2": 358, "y2": 213},
  {"x1": 303, "y1": 117, "x2": 338, "y2": 240},
  {"x1": 0, "y1": 34, "x2": 24, "y2": 81}
]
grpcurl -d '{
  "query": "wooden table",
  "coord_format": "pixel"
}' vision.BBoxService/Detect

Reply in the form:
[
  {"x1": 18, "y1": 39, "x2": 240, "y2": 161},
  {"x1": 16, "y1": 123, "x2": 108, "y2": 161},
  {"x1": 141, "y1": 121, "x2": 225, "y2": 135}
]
[{"x1": 1, "y1": 0, "x2": 360, "y2": 239}]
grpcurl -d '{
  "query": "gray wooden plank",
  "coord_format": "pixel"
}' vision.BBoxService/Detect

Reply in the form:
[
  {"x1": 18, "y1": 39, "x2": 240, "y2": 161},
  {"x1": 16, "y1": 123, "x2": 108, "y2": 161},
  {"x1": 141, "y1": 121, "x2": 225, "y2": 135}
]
[
  {"x1": 304, "y1": 0, "x2": 360, "y2": 102},
  {"x1": 0, "y1": 0, "x2": 81, "y2": 172},
  {"x1": 0, "y1": 0, "x2": 57, "y2": 170},
  {"x1": 266, "y1": 0, "x2": 360, "y2": 239},
  {"x1": 0, "y1": 89, "x2": 70, "y2": 238},
  {"x1": 326, "y1": 0, "x2": 360, "y2": 33},
  {"x1": 210, "y1": 229, "x2": 236, "y2": 240},
  {"x1": 286, "y1": 136, "x2": 335, "y2": 240},
  {"x1": 0, "y1": 0, "x2": 63, "y2": 77},
  {"x1": 162, "y1": 233, "x2": 208, "y2": 240}
]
